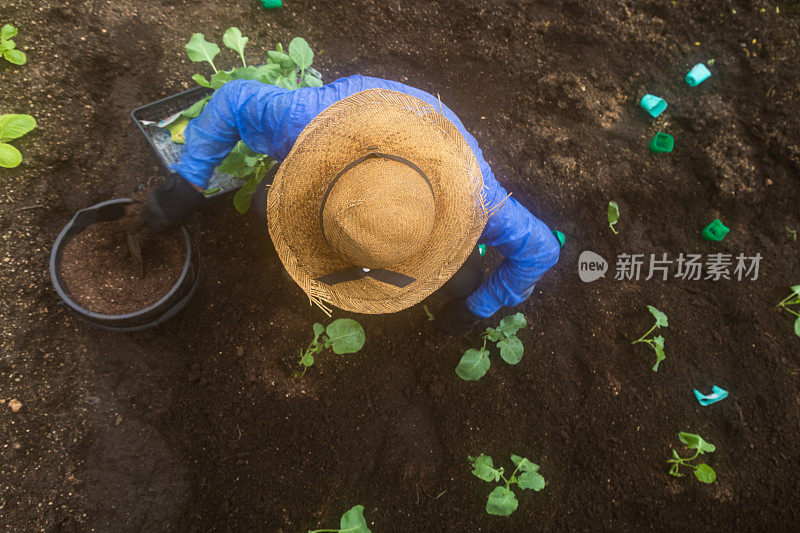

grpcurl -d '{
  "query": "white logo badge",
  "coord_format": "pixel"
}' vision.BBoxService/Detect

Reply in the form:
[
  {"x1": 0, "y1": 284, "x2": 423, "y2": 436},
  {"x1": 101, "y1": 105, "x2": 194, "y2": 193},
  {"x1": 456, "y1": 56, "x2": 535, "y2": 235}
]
[{"x1": 578, "y1": 251, "x2": 608, "y2": 282}]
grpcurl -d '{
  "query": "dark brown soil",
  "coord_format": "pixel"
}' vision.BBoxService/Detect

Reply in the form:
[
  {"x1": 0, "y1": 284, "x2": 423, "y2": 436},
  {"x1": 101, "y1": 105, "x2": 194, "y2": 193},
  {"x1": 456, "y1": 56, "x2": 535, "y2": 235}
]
[
  {"x1": 60, "y1": 221, "x2": 185, "y2": 315},
  {"x1": 1, "y1": 0, "x2": 800, "y2": 531}
]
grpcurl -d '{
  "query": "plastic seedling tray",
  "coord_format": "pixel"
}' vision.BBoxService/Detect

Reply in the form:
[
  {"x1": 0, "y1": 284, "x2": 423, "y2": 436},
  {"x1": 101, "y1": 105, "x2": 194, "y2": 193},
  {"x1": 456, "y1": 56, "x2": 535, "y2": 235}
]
[{"x1": 131, "y1": 66, "x2": 322, "y2": 199}]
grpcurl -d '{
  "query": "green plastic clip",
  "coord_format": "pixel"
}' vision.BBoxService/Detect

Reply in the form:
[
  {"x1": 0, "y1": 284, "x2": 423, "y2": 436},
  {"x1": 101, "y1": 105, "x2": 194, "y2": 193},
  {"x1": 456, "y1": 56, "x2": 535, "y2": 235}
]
[
  {"x1": 261, "y1": 0, "x2": 282, "y2": 7},
  {"x1": 478, "y1": 244, "x2": 486, "y2": 256},
  {"x1": 552, "y1": 230, "x2": 566, "y2": 248},
  {"x1": 649, "y1": 132, "x2": 674, "y2": 153},
  {"x1": 702, "y1": 219, "x2": 729, "y2": 241}
]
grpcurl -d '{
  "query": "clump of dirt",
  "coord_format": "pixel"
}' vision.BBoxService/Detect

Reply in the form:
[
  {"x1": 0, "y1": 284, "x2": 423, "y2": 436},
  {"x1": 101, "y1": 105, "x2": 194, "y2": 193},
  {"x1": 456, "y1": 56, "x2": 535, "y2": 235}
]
[{"x1": 60, "y1": 221, "x2": 185, "y2": 315}]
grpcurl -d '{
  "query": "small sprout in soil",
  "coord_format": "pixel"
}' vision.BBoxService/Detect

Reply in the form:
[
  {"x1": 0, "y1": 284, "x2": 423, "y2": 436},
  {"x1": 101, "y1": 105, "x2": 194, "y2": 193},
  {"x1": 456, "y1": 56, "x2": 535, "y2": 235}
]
[
  {"x1": 786, "y1": 226, "x2": 797, "y2": 242},
  {"x1": 0, "y1": 24, "x2": 26, "y2": 66},
  {"x1": 182, "y1": 29, "x2": 321, "y2": 212},
  {"x1": 456, "y1": 313, "x2": 526, "y2": 381},
  {"x1": 0, "y1": 113, "x2": 36, "y2": 168},
  {"x1": 607, "y1": 201, "x2": 620, "y2": 235},
  {"x1": 776, "y1": 285, "x2": 800, "y2": 338},
  {"x1": 295, "y1": 318, "x2": 366, "y2": 378},
  {"x1": 468, "y1": 453, "x2": 546, "y2": 516},
  {"x1": 308, "y1": 504, "x2": 370, "y2": 533},
  {"x1": 631, "y1": 305, "x2": 668, "y2": 371},
  {"x1": 666, "y1": 432, "x2": 717, "y2": 484},
  {"x1": 423, "y1": 304, "x2": 435, "y2": 321}
]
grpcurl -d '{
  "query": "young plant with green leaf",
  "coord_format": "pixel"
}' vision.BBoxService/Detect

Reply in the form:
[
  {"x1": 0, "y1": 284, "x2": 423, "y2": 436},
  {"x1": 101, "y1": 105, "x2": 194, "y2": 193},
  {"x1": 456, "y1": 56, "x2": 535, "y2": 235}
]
[
  {"x1": 180, "y1": 28, "x2": 322, "y2": 211},
  {"x1": 468, "y1": 454, "x2": 546, "y2": 516},
  {"x1": 456, "y1": 313, "x2": 526, "y2": 381},
  {"x1": 631, "y1": 305, "x2": 668, "y2": 371},
  {"x1": 0, "y1": 114, "x2": 35, "y2": 168},
  {"x1": 1, "y1": 24, "x2": 26, "y2": 66},
  {"x1": 776, "y1": 285, "x2": 800, "y2": 338},
  {"x1": 666, "y1": 432, "x2": 717, "y2": 484},
  {"x1": 308, "y1": 504, "x2": 370, "y2": 533},
  {"x1": 607, "y1": 200, "x2": 620, "y2": 235},
  {"x1": 295, "y1": 318, "x2": 366, "y2": 378}
]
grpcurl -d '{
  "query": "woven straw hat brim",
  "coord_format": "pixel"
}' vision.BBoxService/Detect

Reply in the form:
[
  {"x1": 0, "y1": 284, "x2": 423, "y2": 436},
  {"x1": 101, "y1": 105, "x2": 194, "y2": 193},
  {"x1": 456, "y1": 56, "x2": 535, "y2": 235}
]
[{"x1": 267, "y1": 88, "x2": 487, "y2": 314}]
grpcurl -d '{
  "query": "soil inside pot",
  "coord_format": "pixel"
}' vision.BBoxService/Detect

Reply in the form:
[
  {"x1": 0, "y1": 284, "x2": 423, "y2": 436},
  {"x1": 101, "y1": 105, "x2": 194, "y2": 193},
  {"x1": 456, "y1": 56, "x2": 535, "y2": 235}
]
[{"x1": 60, "y1": 221, "x2": 186, "y2": 315}]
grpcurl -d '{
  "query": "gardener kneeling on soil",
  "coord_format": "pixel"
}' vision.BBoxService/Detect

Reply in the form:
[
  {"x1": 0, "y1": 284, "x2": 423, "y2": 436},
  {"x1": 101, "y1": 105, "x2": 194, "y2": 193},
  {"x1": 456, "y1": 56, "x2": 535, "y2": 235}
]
[{"x1": 130, "y1": 75, "x2": 560, "y2": 335}]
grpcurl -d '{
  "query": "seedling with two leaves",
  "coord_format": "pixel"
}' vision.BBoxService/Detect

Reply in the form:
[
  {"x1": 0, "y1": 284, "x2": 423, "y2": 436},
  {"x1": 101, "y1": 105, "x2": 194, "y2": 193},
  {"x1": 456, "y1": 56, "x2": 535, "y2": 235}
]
[
  {"x1": 776, "y1": 285, "x2": 800, "y2": 338},
  {"x1": 468, "y1": 454, "x2": 546, "y2": 516},
  {"x1": 631, "y1": 305, "x2": 668, "y2": 371},
  {"x1": 0, "y1": 114, "x2": 35, "y2": 168},
  {"x1": 456, "y1": 313, "x2": 526, "y2": 381},
  {"x1": 178, "y1": 28, "x2": 321, "y2": 212},
  {"x1": 1, "y1": 24, "x2": 26, "y2": 66},
  {"x1": 666, "y1": 432, "x2": 717, "y2": 484},
  {"x1": 308, "y1": 504, "x2": 370, "y2": 533},
  {"x1": 295, "y1": 319, "x2": 366, "y2": 378}
]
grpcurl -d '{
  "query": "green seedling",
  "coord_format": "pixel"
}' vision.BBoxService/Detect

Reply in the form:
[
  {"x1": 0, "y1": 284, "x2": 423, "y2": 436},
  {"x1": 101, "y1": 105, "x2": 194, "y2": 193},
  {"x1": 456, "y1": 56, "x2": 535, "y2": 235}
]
[
  {"x1": 666, "y1": 432, "x2": 717, "y2": 484},
  {"x1": 423, "y1": 304, "x2": 435, "y2": 321},
  {"x1": 0, "y1": 114, "x2": 36, "y2": 168},
  {"x1": 468, "y1": 454, "x2": 545, "y2": 516},
  {"x1": 1, "y1": 24, "x2": 26, "y2": 66},
  {"x1": 456, "y1": 313, "x2": 526, "y2": 381},
  {"x1": 295, "y1": 319, "x2": 366, "y2": 378},
  {"x1": 181, "y1": 29, "x2": 322, "y2": 212},
  {"x1": 607, "y1": 201, "x2": 620, "y2": 235},
  {"x1": 308, "y1": 505, "x2": 370, "y2": 533},
  {"x1": 786, "y1": 226, "x2": 797, "y2": 242},
  {"x1": 776, "y1": 285, "x2": 800, "y2": 338},
  {"x1": 631, "y1": 305, "x2": 668, "y2": 371}
]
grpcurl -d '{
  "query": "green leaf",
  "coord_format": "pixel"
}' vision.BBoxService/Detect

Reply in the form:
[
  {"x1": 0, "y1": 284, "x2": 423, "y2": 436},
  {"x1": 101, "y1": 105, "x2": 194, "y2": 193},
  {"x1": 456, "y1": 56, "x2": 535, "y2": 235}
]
[
  {"x1": 607, "y1": 200, "x2": 620, "y2": 230},
  {"x1": 678, "y1": 432, "x2": 715, "y2": 454},
  {"x1": 252, "y1": 63, "x2": 282, "y2": 84},
  {"x1": 233, "y1": 174, "x2": 260, "y2": 214},
  {"x1": 647, "y1": 305, "x2": 669, "y2": 328},
  {"x1": 191, "y1": 73, "x2": 211, "y2": 87},
  {"x1": 497, "y1": 312, "x2": 527, "y2": 337},
  {"x1": 303, "y1": 73, "x2": 323, "y2": 88},
  {"x1": 339, "y1": 504, "x2": 371, "y2": 533},
  {"x1": 651, "y1": 335, "x2": 666, "y2": 372},
  {"x1": 167, "y1": 117, "x2": 189, "y2": 144},
  {"x1": 456, "y1": 348, "x2": 490, "y2": 381},
  {"x1": 325, "y1": 319, "x2": 366, "y2": 354},
  {"x1": 789, "y1": 285, "x2": 800, "y2": 297},
  {"x1": 275, "y1": 75, "x2": 297, "y2": 90},
  {"x1": 469, "y1": 454, "x2": 501, "y2": 482},
  {"x1": 0, "y1": 39, "x2": 14, "y2": 52},
  {"x1": 313, "y1": 322, "x2": 325, "y2": 342},
  {"x1": 216, "y1": 142, "x2": 259, "y2": 178},
  {"x1": 180, "y1": 95, "x2": 210, "y2": 118},
  {"x1": 229, "y1": 66, "x2": 258, "y2": 81},
  {"x1": 222, "y1": 27, "x2": 249, "y2": 66},
  {"x1": 267, "y1": 50, "x2": 295, "y2": 69},
  {"x1": 498, "y1": 335, "x2": 524, "y2": 365},
  {"x1": 299, "y1": 352, "x2": 314, "y2": 367},
  {"x1": 510, "y1": 455, "x2": 539, "y2": 473},
  {"x1": 794, "y1": 316, "x2": 800, "y2": 338},
  {"x1": 484, "y1": 328, "x2": 501, "y2": 342},
  {"x1": 0, "y1": 114, "x2": 36, "y2": 141},
  {"x1": 694, "y1": 463, "x2": 716, "y2": 484},
  {"x1": 4, "y1": 50, "x2": 21, "y2": 65},
  {"x1": 0, "y1": 142, "x2": 22, "y2": 168},
  {"x1": 209, "y1": 69, "x2": 234, "y2": 89},
  {"x1": 288, "y1": 37, "x2": 313, "y2": 69},
  {"x1": 1, "y1": 24, "x2": 18, "y2": 41},
  {"x1": 671, "y1": 449, "x2": 680, "y2": 460},
  {"x1": 518, "y1": 471, "x2": 545, "y2": 491},
  {"x1": 486, "y1": 486, "x2": 518, "y2": 516},
  {"x1": 185, "y1": 33, "x2": 220, "y2": 69}
]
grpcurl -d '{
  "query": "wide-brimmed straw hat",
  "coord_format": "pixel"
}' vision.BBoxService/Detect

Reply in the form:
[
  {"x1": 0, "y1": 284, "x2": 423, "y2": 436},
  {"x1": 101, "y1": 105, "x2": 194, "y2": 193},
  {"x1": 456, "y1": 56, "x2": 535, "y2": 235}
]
[{"x1": 267, "y1": 88, "x2": 487, "y2": 314}]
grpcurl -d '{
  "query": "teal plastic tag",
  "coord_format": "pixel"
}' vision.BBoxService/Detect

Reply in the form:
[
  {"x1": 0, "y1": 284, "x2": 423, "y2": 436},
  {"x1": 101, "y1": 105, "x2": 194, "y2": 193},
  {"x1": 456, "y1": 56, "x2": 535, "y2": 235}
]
[{"x1": 693, "y1": 385, "x2": 728, "y2": 406}]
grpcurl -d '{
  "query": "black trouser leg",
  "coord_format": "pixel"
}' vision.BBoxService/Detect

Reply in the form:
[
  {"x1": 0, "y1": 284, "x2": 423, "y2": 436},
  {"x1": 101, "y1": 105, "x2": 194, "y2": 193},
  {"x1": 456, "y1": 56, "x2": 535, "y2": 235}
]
[{"x1": 437, "y1": 246, "x2": 482, "y2": 300}]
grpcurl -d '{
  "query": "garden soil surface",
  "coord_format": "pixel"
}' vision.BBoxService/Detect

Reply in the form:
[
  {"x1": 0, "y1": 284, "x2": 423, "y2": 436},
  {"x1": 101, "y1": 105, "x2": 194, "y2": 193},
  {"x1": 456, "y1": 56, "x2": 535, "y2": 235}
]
[
  {"x1": 60, "y1": 221, "x2": 185, "y2": 315},
  {"x1": 1, "y1": 0, "x2": 799, "y2": 531}
]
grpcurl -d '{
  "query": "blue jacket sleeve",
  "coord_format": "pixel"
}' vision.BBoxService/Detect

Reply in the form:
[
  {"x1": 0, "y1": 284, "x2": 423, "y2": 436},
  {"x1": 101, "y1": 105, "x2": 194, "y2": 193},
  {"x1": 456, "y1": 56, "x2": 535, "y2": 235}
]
[{"x1": 464, "y1": 143, "x2": 561, "y2": 319}]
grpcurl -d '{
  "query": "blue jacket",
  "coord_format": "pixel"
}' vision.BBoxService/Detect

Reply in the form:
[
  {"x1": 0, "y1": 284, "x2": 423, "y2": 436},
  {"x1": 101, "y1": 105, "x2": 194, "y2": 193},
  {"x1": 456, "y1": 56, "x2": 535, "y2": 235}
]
[{"x1": 172, "y1": 74, "x2": 560, "y2": 318}]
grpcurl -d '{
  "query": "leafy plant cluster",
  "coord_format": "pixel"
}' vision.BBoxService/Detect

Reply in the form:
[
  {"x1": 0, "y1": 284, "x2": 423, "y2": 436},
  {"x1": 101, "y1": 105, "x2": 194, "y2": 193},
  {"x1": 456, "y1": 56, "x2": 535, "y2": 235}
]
[
  {"x1": 776, "y1": 285, "x2": 800, "y2": 338},
  {"x1": 308, "y1": 504, "x2": 370, "y2": 533},
  {"x1": 468, "y1": 454, "x2": 546, "y2": 516},
  {"x1": 631, "y1": 305, "x2": 668, "y2": 371},
  {"x1": 295, "y1": 318, "x2": 366, "y2": 378},
  {"x1": 455, "y1": 312, "x2": 526, "y2": 381},
  {"x1": 0, "y1": 114, "x2": 36, "y2": 168},
  {"x1": 1, "y1": 24, "x2": 26, "y2": 66},
  {"x1": 177, "y1": 28, "x2": 321, "y2": 212},
  {"x1": 666, "y1": 432, "x2": 716, "y2": 484}
]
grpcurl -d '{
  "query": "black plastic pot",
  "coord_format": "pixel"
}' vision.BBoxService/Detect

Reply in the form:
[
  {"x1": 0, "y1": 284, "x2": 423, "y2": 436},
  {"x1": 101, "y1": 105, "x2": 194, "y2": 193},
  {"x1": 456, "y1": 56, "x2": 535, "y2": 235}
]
[{"x1": 49, "y1": 198, "x2": 201, "y2": 332}]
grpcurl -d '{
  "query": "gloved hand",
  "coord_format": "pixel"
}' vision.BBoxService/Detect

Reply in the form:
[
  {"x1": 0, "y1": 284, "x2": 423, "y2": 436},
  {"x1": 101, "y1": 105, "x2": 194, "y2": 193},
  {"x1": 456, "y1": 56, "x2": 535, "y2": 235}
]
[
  {"x1": 125, "y1": 173, "x2": 205, "y2": 236},
  {"x1": 437, "y1": 298, "x2": 482, "y2": 336}
]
